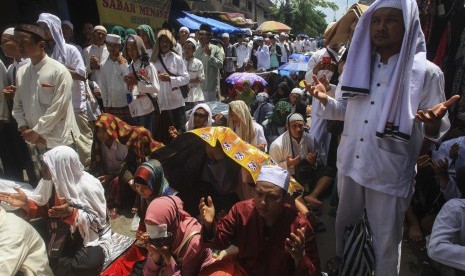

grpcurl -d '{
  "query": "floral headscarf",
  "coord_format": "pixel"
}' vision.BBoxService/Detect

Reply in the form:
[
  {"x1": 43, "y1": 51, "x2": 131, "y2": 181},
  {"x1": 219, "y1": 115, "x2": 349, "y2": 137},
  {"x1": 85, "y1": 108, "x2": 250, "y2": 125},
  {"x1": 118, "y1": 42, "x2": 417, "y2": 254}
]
[{"x1": 269, "y1": 100, "x2": 291, "y2": 126}]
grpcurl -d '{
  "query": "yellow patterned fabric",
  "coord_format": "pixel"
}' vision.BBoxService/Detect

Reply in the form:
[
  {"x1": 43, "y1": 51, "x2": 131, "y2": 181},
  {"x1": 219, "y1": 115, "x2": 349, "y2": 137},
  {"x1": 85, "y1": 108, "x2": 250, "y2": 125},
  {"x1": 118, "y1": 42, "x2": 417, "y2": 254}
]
[{"x1": 190, "y1": 127, "x2": 303, "y2": 195}]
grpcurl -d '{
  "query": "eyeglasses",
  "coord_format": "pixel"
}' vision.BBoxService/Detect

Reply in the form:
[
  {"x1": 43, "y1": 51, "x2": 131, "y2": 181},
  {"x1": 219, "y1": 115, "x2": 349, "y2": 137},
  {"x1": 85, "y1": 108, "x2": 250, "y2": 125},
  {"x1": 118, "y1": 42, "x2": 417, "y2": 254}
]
[{"x1": 193, "y1": 112, "x2": 207, "y2": 118}]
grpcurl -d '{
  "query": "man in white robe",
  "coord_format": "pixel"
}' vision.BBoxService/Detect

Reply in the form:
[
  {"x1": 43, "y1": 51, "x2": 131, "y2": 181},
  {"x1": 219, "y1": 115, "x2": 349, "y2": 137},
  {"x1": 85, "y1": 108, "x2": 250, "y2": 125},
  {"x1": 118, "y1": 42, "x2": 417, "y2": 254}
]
[
  {"x1": 254, "y1": 37, "x2": 270, "y2": 71},
  {"x1": 82, "y1": 25, "x2": 109, "y2": 84},
  {"x1": 305, "y1": 1, "x2": 459, "y2": 275},
  {"x1": 12, "y1": 24, "x2": 83, "y2": 165},
  {"x1": 0, "y1": 206, "x2": 53, "y2": 275}
]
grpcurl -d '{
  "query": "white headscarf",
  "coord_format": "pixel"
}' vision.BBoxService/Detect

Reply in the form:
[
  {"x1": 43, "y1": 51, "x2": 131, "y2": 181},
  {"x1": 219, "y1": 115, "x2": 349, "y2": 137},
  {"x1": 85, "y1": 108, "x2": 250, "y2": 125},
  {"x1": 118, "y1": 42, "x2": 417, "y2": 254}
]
[
  {"x1": 37, "y1": 13, "x2": 67, "y2": 63},
  {"x1": 186, "y1": 103, "x2": 213, "y2": 131},
  {"x1": 43, "y1": 146, "x2": 111, "y2": 252},
  {"x1": 340, "y1": 0, "x2": 426, "y2": 143}
]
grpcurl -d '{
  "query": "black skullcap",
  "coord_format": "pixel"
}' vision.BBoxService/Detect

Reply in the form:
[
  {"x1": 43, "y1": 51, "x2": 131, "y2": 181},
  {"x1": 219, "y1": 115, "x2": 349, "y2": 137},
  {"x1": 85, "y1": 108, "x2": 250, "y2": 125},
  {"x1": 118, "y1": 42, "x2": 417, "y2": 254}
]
[{"x1": 15, "y1": 24, "x2": 46, "y2": 40}]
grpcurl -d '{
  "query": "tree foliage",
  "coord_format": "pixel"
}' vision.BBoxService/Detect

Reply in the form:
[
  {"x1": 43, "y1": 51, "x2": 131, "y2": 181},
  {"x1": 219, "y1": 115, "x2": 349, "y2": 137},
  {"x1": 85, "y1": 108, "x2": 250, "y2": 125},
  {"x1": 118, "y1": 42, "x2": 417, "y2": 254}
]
[{"x1": 271, "y1": 0, "x2": 337, "y2": 36}]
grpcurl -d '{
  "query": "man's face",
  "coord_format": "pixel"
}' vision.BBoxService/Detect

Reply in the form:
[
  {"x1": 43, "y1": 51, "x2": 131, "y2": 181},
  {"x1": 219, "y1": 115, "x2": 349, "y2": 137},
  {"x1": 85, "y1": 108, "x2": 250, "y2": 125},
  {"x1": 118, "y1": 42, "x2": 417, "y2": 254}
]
[
  {"x1": 279, "y1": 35, "x2": 285, "y2": 42},
  {"x1": 222, "y1": 37, "x2": 230, "y2": 45},
  {"x1": 1, "y1": 34, "x2": 19, "y2": 58},
  {"x1": 290, "y1": 93, "x2": 300, "y2": 105},
  {"x1": 193, "y1": 107, "x2": 208, "y2": 128},
  {"x1": 62, "y1": 24, "x2": 73, "y2": 41},
  {"x1": 179, "y1": 29, "x2": 189, "y2": 41},
  {"x1": 297, "y1": 36, "x2": 301, "y2": 41},
  {"x1": 13, "y1": 31, "x2": 43, "y2": 59},
  {"x1": 198, "y1": 30, "x2": 211, "y2": 45},
  {"x1": 106, "y1": 42, "x2": 120, "y2": 56},
  {"x1": 237, "y1": 37, "x2": 243, "y2": 44},
  {"x1": 288, "y1": 120, "x2": 304, "y2": 140},
  {"x1": 254, "y1": 181, "x2": 284, "y2": 221},
  {"x1": 93, "y1": 30, "x2": 106, "y2": 46},
  {"x1": 183, "y1": 43, "x2": 195, "y2": 59},
  {"x1": 370, "y1": 8, "x2": 405, "y2": 50},
  {"x1": 83, "y1": 23, "x2": 93, "y2": 38},
  {"x1": 159, "y1": 35, "x2": 172, "y2": 54},
  {"x1": 37, "y1": 22, "x2": 52, "y2": 41},
  {"x1": 137, "y1": 29, "x2": 151, "y2": 46}
]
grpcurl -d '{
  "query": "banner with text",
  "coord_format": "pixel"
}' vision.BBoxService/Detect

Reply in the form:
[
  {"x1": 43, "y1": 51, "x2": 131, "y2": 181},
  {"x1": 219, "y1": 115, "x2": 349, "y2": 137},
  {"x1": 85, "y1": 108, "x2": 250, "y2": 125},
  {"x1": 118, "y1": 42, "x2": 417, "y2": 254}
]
[{"x1": 96, "y1": 0, "x2": 171, "y2": 30}]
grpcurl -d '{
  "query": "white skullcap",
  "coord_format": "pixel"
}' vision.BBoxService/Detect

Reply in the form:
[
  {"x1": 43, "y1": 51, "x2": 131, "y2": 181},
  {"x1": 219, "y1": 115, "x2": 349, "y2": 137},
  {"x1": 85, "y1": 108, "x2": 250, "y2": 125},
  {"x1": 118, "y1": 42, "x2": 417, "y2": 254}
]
[
  {"x1": 185, "y1": 37, "x2": 197, "y2": 47},
  {"x1": 105, "y1": 34, "x2": 121, "y2": 44},
  {"x1": 256, "y1": 36, "x2": 264, "y2": 41},
  {"x1": 257, "y1": 165, "x2": 290, "y2": 191},
  {"x1": 189, "y1": 33, "x2": 195, "y2": 38},
  {"x1": 280, "y1": 32, "x2": 286, "y2": 36},
  {"x1": 287, "y1": 113, "x2": 304, "y2": 122},
  {"x1": 3, "y1": 27, "x2": 14, "y2": 36},
  {"x1": 145, "y1": 223, "x2": 168, "y2": 239},
  {"x1": 375, "y1": 0, "x2": 402, "y2": 10},
  {"x1": 179, "y1": 26, "x2": 190, "y2": 34},
  {"x1": 94, "y1": 25, "x2": 107, "y2": 33},
  {"x1": 222, "y1": 33, "x2": 229, "y2": 38},
  {"x1": 291, "y1": 88, "x2": 303, "y2": 96},
  {"x1": 62, "y1": 20, "x2": 73, "y2": 30}
]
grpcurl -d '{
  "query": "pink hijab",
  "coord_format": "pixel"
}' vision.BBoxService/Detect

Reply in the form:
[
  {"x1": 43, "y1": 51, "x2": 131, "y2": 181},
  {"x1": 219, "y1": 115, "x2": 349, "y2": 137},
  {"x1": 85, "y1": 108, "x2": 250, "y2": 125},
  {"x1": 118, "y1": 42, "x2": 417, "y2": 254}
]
[{"x1": 145, "y1": 196, "x2": 199, "y2": 251}]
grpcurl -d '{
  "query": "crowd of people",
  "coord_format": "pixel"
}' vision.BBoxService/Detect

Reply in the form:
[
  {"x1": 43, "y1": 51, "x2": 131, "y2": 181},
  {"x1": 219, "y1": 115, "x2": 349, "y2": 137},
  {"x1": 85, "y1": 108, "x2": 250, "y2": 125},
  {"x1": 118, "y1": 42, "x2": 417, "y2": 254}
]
[{"x1": 0, "y1": 0, "x2": 464, "y2": 275}]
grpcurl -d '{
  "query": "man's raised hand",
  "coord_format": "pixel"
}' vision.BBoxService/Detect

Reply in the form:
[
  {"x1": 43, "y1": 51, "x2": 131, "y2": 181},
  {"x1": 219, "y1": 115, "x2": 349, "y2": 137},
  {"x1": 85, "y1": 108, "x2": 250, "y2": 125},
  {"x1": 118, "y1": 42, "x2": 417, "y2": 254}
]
[{"x1": 304, "y1": 75, "x2": 328, "y2": 106}]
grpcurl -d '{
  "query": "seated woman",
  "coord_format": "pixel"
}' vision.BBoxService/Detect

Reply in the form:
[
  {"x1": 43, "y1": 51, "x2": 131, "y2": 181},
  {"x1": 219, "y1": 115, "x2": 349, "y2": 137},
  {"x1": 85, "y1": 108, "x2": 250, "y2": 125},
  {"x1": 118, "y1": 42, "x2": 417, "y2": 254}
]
[
  {"x1": 143, "y1": 196, "x2": 213, "y2": 275},
  {"x1": 0, "y1": 146, "x2": 112, "y2": 276},
  {"x1": 102, "y1": 159, "x2": 177, "y2": 276},
  {"x1": 90, "y1": 113, "x2": 163, "y2": 215},
  {"x1": 169, "y1": 103, "x2": 213, "y2": 139},
  {"x1": 262, "y1": 100, "x2": 292, "y2": 146},
  {"x1": 227, "y1": 100, "x2": 267, "y2": 151}
]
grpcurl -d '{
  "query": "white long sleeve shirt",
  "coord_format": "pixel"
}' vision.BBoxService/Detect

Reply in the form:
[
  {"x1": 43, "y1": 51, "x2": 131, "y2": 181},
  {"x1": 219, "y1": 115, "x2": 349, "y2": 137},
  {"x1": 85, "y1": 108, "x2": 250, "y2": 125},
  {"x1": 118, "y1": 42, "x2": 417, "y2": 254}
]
[
  {"x1": 184, "y1": 57, "x2": 205, "y2": 103},
  {"x1": 269, "y1": 131, "x2": 318, "y2": 175},
  {"x1": 235, "y1": 42, "x2": 250, "y2": 68},
  {"x1": 255, "y1": 45, "x2": 270, "y2": 70},
  {"x1": 428, "y1": 198, "x2": 465, "y2": 271},
  {"x1": 82, "y1": 44, "x2": 109, "y2": 83},
  {"x1": 318, "y1": 56, "x2": 450, "y2": 198},
  {"x1": 153, "y1": 51, "x2": 190, "y2": 111},
  {"x1": 125, "y1": 59, "x2": 160, "y2": 117},
  {"x1": 12, "y1": 55, "x2": 81, "y2": 148},
  {"x1": 277, "y1": 41, "x2": 289, "y2": 63},
  {"x1": 100, "y1": 57, "x2": 131, "y2": 108},
  {"x1": 0, "y1": 207, "x2": 53, "y2": 276}
]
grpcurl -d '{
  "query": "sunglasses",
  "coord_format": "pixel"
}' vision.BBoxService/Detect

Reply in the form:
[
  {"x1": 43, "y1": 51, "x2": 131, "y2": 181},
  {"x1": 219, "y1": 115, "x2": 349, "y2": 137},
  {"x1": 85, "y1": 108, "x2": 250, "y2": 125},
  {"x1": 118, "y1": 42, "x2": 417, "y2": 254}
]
[{"x1": 194, "y1": 112, "x2": 207, "y2": 118}]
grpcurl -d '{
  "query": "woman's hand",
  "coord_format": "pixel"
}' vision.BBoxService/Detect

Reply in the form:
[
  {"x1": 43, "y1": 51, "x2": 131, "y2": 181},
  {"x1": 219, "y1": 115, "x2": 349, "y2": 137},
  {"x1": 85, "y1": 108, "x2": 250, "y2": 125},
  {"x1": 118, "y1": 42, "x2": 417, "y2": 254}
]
[
  {"x1": 48, "y1": 198, "x2": 74, "y2": 218},
  {"x1": 0, "y1": 187, "x2": 28, "y2": 209}
]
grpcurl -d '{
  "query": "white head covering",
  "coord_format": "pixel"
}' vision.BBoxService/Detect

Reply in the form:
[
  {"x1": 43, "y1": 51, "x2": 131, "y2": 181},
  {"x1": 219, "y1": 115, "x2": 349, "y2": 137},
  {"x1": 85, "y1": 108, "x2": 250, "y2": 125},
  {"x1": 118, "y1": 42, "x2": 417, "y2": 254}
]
[
  {"x1": 291, "y1": 88, "x2": 303, "y2": 96},
  {"x1": 106, "y1": 33, "x2": 121, "y2": 44},
  {"x1": 37, "y1": 13, "x2": 67, "y2": 63},
  {"x1": 340, "y1": 0, "x2": 425, "y2": 143},
  {"x1": 3, "y1": 27, "x2": 14, "y2": 36},
  {"x1": 179, "y1": 26, "x2": 190, "y2": 34},
  {"x1": 43, "y1": 146, "x2": 110, "y2": 250},
  {"x1": 257, "y1": 165, "x2": 290, "y2": 191},
  {"x1": 62, "y1": 20, "x2": 73, "y2": 30},
  {"x1": 94, "y1": 25, "x2": 107, "y2": 33},
  {"x1": 256, "y1": 36, "x2": 264, "y2": 42},
  {"x1": 185, "y1": 37, "x2": 197, "y2": 47},
  {"x1": 189, "y1": 33, "x2": 195, "y2": 38},
  {"x1": 287, "y1": 113, "x2": 304, "y2": 122},
  {"x1": 222, "y1": 33, "x2": 229, "y2": 38},
  {"x1": 256, "y1": 92, "x2": 269, "y2": 103},
  {"x1": 186, "y1": 103, "x2": 213, "y2": 131}
]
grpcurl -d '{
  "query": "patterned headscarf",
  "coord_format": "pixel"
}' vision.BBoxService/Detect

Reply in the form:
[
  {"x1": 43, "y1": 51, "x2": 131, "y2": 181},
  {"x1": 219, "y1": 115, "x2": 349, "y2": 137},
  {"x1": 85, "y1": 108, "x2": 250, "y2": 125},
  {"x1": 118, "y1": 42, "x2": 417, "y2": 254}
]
[
  {"x1": 137, "y1": 24, "x2": 156, "y2": 48},
  {"x1": 134, "y1": 159, "x2": 171, "y2": 198},
  {"x1": 92, "y1": 113, "x2": 163, "y2": 165},
  {"x1": 227, "y1": 100, "x2": 256, "y2": 144},
  {"x1": 269, "y1": 100, "x2": 291, "y2": 126}
]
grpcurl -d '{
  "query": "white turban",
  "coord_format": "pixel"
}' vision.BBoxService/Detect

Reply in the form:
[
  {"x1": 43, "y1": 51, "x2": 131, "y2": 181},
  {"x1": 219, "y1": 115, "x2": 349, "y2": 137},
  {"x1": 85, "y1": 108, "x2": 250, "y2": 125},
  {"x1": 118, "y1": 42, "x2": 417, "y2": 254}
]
[
  {"x1": 62, "y1": 20, "x2": 73, "y2": 30},
  {"x1": 179, "y1": 26, "x2": 190, "y2": 34},
  {"x1": 291, "y1": 88, "x2": 303, "y2": 96},
  {"x1": 37, "y1": 13, "x2": 67, "y2": 63},
  {"x1": 105, "y1": 33, "x2": 121, "y2": 44},
  {"x1": 94, "y1": 25, "x2": 107, "y2": 33},
  {"x1": 257, "y1": 165, "x2": 290, "y2": 191},
  {"x1": 3, "y1": 27, "x2": 14, "y2": 36}
]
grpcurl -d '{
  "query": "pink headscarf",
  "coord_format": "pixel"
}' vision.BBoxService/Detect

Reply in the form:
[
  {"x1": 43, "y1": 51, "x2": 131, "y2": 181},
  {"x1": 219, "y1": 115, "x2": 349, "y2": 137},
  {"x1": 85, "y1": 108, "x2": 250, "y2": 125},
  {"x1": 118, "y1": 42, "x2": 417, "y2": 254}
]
[{"x1": 145, "y1": 196, "x2": 199, "y2": 251}]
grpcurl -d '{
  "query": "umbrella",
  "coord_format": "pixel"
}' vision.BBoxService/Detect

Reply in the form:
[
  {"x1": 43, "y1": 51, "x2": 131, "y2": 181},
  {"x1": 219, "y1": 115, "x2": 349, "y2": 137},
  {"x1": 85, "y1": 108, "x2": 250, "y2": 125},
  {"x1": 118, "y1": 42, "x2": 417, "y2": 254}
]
[
  {"x1": 256, "y1": 21, "x2": 291, "y2": 33},
  {"x1": 185, "y1": 101, "x2": 229, "y2": 119},
  {"x1": 225, "y1": 72, "x2": 268, "y2": 86},
  {"x1": 277, "y1": 61, "x2": 308, "y2": 74},
  {"x1": 288, "y1": 54, "x2": 310, "y2": 63}
]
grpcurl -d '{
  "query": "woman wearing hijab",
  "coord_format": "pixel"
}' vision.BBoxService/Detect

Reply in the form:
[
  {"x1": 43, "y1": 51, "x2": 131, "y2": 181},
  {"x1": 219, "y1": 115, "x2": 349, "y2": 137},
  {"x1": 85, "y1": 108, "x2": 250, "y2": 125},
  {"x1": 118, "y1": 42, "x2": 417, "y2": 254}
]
[
  {"x1": 270, "y1": 81, "x2": 292, "y2": 105},
  {"x1": 143, "y1": 196, "x2": 213, "y2": 275},
  {"x1": 137, "y1": 25, "x2": 156, "y2": 58},
  {"x1": 263, "y1": 100, "x2": 292, "y2": 146},
  {"x1": 0, "y1": 146, "x2": 112, "y2": 276},
  {"x1": 186, "y1": 103, "x2": 213, "y2": 131},
  {"x1": 123, "y1": 34, "x2": 160, "y2": 133},
  {"x1": 228, "y1": 100, "x2": 267, "y2": 151},
  {"x1": 151, "y1": 29, "x2": 190, "y2": 144}
]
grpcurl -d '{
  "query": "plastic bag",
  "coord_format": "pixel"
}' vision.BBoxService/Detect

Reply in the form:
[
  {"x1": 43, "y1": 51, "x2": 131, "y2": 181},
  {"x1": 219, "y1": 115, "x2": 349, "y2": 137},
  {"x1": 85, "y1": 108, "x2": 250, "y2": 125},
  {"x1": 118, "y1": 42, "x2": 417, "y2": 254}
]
[{"x1": 131, "y1": 213, "x2": 140, "y2": 232}]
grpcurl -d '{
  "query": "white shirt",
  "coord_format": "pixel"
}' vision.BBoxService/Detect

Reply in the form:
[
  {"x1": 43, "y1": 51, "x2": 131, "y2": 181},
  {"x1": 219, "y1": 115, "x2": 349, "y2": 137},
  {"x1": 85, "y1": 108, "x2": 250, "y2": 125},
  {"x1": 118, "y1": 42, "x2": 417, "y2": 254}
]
[
  {"x1": 100, "y1": 57, "x2": 131, "y2": 108},
  {"x1": 153, "y1": 51, "x2": 190, "y2": 111},
  {"x1": 0, "y1": 207, "x2": 53, "y2": 276},
  {"x1": 277, "y1": 41, "x2": 289, "y2": 63},
  {"x1": 184, "y1": 57, "x2": 205, "y2": 103},
  {"x1": 53, "y1": 43, "x2": 87, "y2": 113},
  {"x1": 305, "y1": 47, "x2": 340, "y2": 82},
  {"x1": 255, "y1": 45, "x2": 270, "y2": 70},
  {"x1": 125, "y1": 59, "x2": 160, "y2": 117},
  {"x1": 12, "y1": 55, "x2": 81, "y2": 148},
  {"x1": 6, "y1": 59, "x2": 29, "y2": 86},
  {"x1": 318, "y1": 56, "x2": 450, "y2": 198},
  {"x1": 235, "y1": 42, "x2": 250, "y2": 68},
  {"x1": 269, "y1": 131, "x2": 318, "y2": 175},
  {"x1": 252, "y1": 122, "x2": 267, "y2": 148},
  {"x1": 293, "y1": 40, "x2": 304, "y2": 54},
  {"x1": 428, "y1": 198, "x2": 465, "y2": 271},
  {"x1": 101, "y1": 140, "x2": 128, "y2": 175},
  {"x1": 82, "y1": 44, "x2": 109, "y2": 83}
]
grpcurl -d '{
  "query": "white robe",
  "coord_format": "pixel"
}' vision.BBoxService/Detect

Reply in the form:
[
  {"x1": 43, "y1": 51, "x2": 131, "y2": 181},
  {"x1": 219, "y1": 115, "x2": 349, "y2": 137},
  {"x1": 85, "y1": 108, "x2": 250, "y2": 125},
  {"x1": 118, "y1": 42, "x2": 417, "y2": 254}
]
[
  {"x1": 255, "y1": 45, "x2": 270, "y2": 70},
  {"x1": 82, "y1": 44, "x2": 109, "y2": 83},
  {"x1": 12, "y1": 55, "x2": 81, "y2": 148},
  {"x1": 0, "y1": 207, "x2": 53, "y2": 276},
  {"x1": 184, "y1": 57, "x2": 205, "y2": 103},
  {"x1": 100, "y1": 57, "x2": 131, "y2": 108}
]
